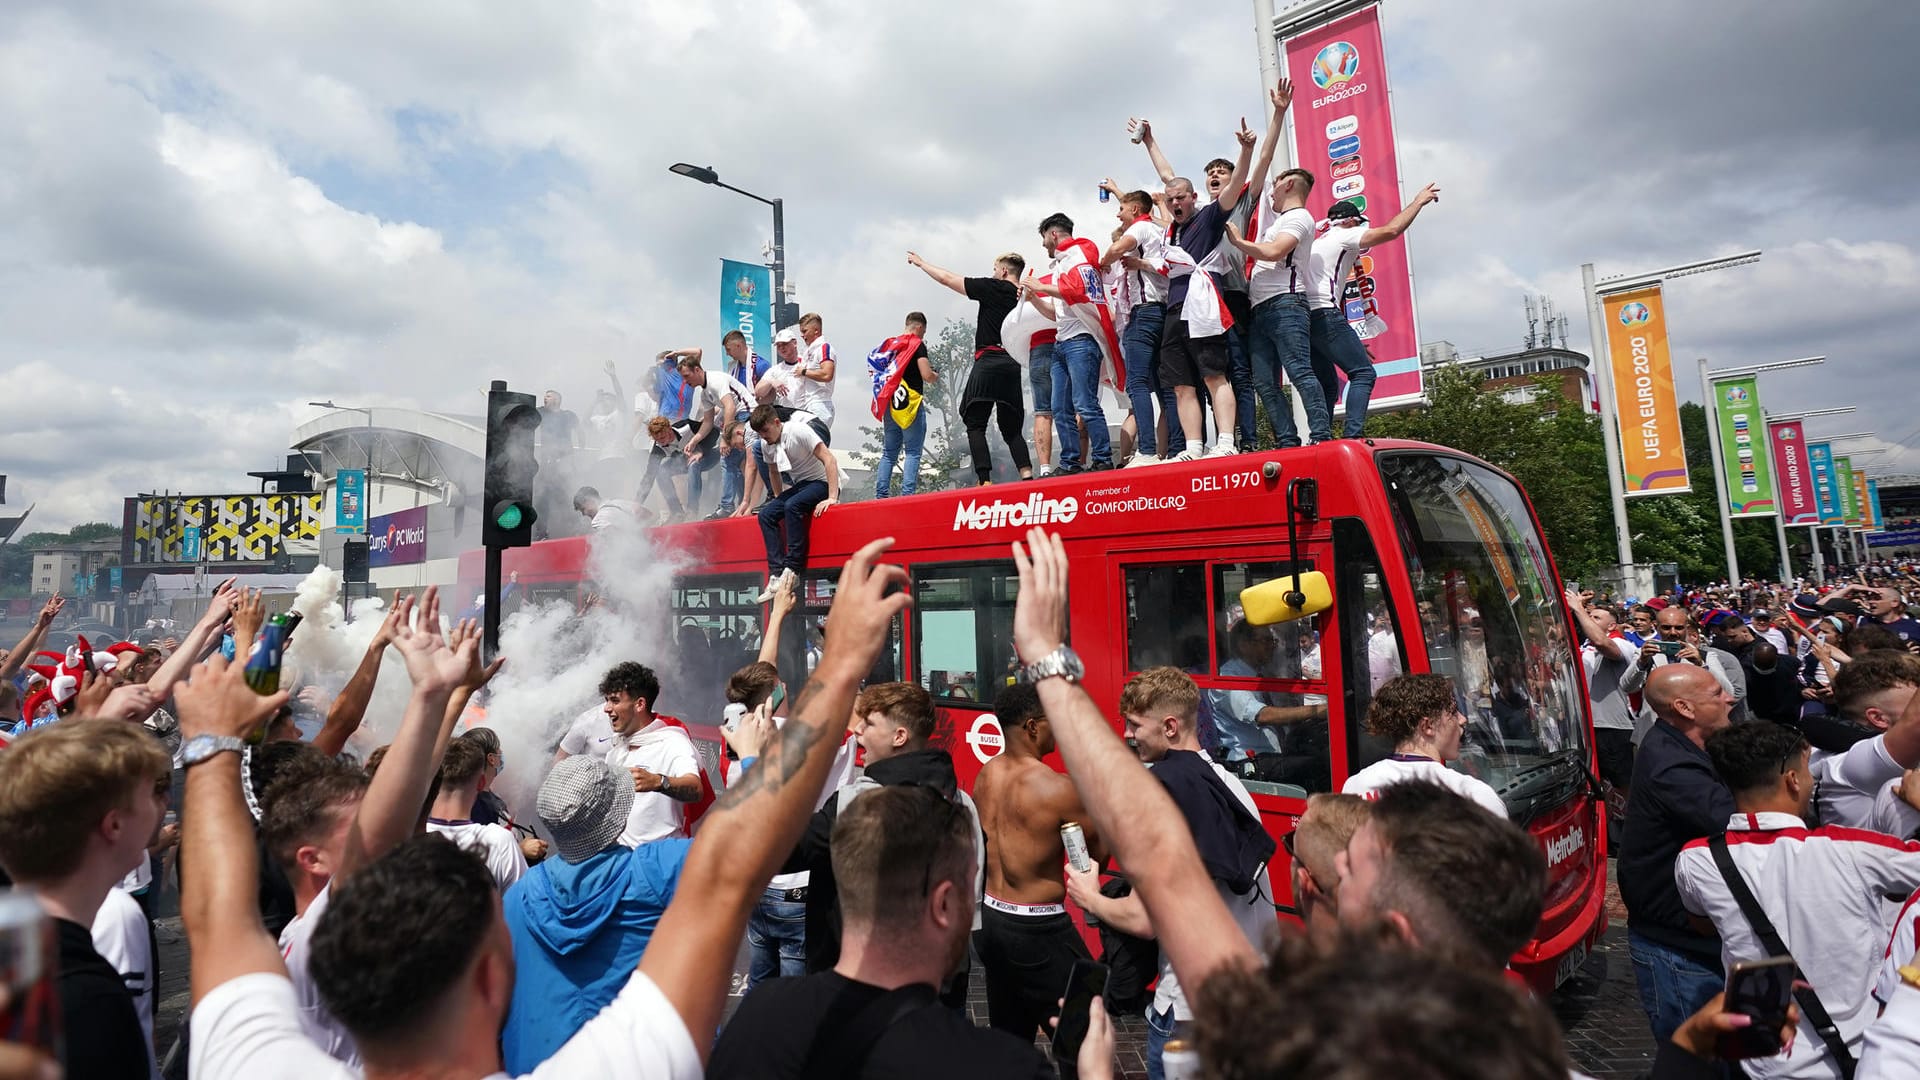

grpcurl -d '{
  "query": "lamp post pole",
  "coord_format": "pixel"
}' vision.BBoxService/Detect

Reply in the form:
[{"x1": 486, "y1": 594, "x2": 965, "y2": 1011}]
[{"x1": 670, "y1": 163, "x2": 794, "y2": 328}]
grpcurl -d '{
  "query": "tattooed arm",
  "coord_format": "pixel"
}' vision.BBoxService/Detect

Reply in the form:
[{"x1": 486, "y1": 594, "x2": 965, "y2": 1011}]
[{"x1": 638, "y1": 538, "x2": 910, "y2": 1057}]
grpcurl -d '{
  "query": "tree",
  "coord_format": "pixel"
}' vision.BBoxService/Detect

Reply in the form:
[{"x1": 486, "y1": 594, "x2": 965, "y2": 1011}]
[
  {"x1": 1367, "y1": 367, "x2": 1614, "y2": 581},
  {"x1": 852, "y1": 319, "x2": 971, "y2": 499}
]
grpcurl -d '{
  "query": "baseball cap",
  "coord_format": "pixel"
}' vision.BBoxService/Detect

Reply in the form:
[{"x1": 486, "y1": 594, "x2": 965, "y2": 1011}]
[
  {"x1": 1750, "y1": 607, "x2": 1773, "y2": 619},
  {"x1": 538, "y1": 756, "x2": 634, "y2": 864},
  {"x1": 774, "y1": 326, "x2": 802, "y2": 345},
  {"x1": 1790, "y1": 593, "x2": 1825, "y2": 620},
  {"x1": 1818, "y1": 595, "x2": 1869, "y2": 618},
  {"x1": 1326, "y1": 200, "x2": 1365, "y2": 222}
]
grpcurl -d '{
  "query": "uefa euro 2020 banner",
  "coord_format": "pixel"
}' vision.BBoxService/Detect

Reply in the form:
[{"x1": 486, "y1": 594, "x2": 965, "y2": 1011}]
[
  {"x1": 1767, "y1": 419, "x2": 1818, "y2": 525},
  {"x1": 1808, "y1": 441, "x2": 1843, "y2": 526},
  {"x1": 1835, "y1": 456, "x2": 1860, "y2": 527},
  {"x1": 719, "y1": 260, "x2": 773, "y2": 371},
  {"x1": 1868, "y1": 478, "x2": 1885, "y2": 532},
  {"x1": 1710, "y1": 376, "x2": 1775, "y2": 517},
  {"x1": 1282, "y1": 4, "x2": 1422, "y2": 410},
  {"x1": 1601, "y1": 286, "x2": 1690, "y2": 496}
]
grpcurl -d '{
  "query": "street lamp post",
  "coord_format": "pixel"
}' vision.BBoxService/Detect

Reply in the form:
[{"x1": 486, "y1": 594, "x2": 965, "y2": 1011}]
[
  {"x1": 669, "y1": 163, "x2": 794, "y2": 328},
  {"x1": 1765, "y1": 406, "x2": 1854, "y2": 584},
  {"x1": 1582, "y1": 250, "x2": 1761, "y2": 590},
  {"x1": 1695, "y1": 356, "x2": 1824, "y2": 584}
]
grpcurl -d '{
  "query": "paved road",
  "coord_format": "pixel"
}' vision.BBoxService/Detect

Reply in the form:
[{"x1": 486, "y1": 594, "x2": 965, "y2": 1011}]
[{"x1": 151, "y1": 866, "x2": 1656, "y2": 1079}]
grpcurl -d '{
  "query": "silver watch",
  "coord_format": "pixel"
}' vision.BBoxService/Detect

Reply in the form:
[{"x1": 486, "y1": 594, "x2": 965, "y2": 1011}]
[
  {"x1": 1018, "y1": 645, "x2": 1084, "y2": 685},
  {"x1": 182, "y1": 734, "x2": 247, "y2": 766}
]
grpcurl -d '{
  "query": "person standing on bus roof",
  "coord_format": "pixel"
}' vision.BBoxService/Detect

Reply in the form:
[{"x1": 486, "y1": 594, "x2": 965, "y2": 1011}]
[
  {"x1": 872, "y1": 312, "x2": 937, "y2": 499},
  {"x1": 905, "y1": 249, "x2": 1036, "y2": 485},
  {"x1": 1340, "y1": 673, "x2": 1507, "y2": 819},
  {"x1": 749, "y1": 404, "x2": 839, "y2": 602},
  {"x1": 1305, "y1": 185, "x2": 1439, "y2": 438},
  {"x1": 971, "y1": 683, "x2": 1105, "y2": 1045}
]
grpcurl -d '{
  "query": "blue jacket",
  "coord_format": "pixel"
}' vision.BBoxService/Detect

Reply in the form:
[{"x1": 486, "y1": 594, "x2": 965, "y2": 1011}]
[{"x1": 500, "y1": 839, "x2": 691, "y2": 1073}]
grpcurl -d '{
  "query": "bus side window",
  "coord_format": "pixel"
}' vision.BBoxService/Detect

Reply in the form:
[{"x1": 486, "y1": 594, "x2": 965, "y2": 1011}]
[
  {"x1": 1122, "y1": 563, "x2": 1209, "y2": 673},
  {"x1": 914, "y1": 563, "x2": 1020, "y2": 705},
  {"x1": 1334, "y1": 520, "x2": 1407, "y2": 775},
  {"x1": 1208, "y1": 561, "x2": 1332, "y2": 797},
  {"x1": 671, "y1": 574, "x2": 767, "y2": 724},
  {"x1": 798, "y1": 572, "x2": 903, "y2": 686}
]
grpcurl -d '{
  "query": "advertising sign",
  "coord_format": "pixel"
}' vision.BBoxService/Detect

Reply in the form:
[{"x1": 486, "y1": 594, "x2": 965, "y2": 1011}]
[
  {"x1": 1869, "y1": 526, "x2": 1920, "y2": 549},
  {"x1": 720, "y1": 259, "x2": 774, "y2": 369},
  {"x1": 336, "y1": 469, "x2": 367, "y2": 534},
  {"x1": 182, "y1": 526, "x2": 202, "y2": 562},
  {"x1": 1835, "y1": 456, "x2": 1860, "y2": 527},
  {"x1": 123, "y1": 493, "x2": 325, "y2": 564},
  {"x1": 1600, "y1": 286, "x2": 1689, "y2": 495},
  {"x1": 1868, "y1": 479, "x2": 1885, "y2": 532},
  {"x1": 1710, "y1": 377, "x2": 1774, "y2": 516},
  {"x1": 1282, "y1": 4, "x2": 1423, "y2": 409},
  {"x1": 1808, "y1": 442, "x2": 1842, "y2": 525},
  {"x1": 366, "y1": 506, "x2": 430, "y2": 568},
  {"x1": 1767, "y1": 419, "x2": 1817, "y2": 525}
]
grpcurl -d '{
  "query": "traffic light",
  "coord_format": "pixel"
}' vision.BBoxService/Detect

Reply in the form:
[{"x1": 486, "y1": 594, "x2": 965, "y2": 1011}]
[{"x1": 483, "y1": 381, "x2": 542, "y2": 549}]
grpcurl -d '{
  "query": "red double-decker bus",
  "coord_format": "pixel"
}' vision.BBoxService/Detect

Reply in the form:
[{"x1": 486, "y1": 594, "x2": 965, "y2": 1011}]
[{"x1": 457, "y1": 439, "x2": 1607, "y2": 990}]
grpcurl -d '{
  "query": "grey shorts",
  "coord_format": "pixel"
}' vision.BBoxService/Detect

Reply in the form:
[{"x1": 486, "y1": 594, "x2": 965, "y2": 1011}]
[{"x1": 1028, "y1": 341, "x2": 1054, "y2": 418}]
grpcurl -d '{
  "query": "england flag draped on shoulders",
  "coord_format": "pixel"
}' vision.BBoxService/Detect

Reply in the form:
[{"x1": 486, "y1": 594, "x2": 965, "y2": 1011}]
[
  {"x1": 1048, "y1": 237, "x2": 1127, "y2": 393},
  {"x1": 865, "y1": 332, "x2": 923, "y2": 422},
  {"x1": 1162, "y1": 241, "x2": 1234, "y2": 340}
]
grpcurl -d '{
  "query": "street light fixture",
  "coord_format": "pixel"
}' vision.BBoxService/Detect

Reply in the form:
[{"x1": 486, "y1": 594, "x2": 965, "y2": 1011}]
[
  {"x1": 668, "y1": 162, "x2": 793, "y2": 329},
  {"x1": 1698, "y1": 356, "x2": 1824, "y2": 583},
  {"x1": 1580, "y1": 250, "x2": 1762, "y2": 588}
]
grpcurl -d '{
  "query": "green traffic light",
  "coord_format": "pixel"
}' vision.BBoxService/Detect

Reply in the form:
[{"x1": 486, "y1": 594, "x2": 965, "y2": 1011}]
[{"x1": 496, "y1": 505, "x2": 523, "y2": 529}]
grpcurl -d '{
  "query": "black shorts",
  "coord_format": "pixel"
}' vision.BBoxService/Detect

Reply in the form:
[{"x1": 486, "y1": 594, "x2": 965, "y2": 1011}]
[
  {"x1": 964, "y1": 350, "x2": 1025, "y2": 410},
  {"x1": 1159, "y1": 313, "x2": 1231, "y2": 385},
  {"x1": 972, "y1": 906, "x2": 1090, "y2": 1041}
]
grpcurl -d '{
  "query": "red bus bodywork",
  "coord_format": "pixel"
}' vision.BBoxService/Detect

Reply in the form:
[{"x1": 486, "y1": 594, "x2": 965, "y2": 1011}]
[{"x1": 459, "y1": 439, "x2": 1608, "y2": 991}]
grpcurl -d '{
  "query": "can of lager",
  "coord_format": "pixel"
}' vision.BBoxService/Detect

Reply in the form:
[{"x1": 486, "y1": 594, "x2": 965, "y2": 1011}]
[
  {"x1": 1161, "y1": 1039, "x2": 1201, "y2": 1079},
  {"x1": 0, "y1": 889, "x2": 60, "y2": 1059},
  {"x1": 1061, "y1": 822, "x2": 1092, "y2": 873}
]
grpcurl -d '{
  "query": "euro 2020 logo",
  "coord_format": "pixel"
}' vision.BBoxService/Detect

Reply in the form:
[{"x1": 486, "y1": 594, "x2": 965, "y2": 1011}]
[
  {"x1": 1618, "y1": 301, "x2": 1652, "y2": 327},
  {"x1": 733, "y1": 275, "x2": 756, "y2": 303},
  {"x1": 1311, "y1": 41, "x2": 1360, "y2": 90},
  {"x1": 1723, "y1": 385, "x2": 1749, "y2": 405}
]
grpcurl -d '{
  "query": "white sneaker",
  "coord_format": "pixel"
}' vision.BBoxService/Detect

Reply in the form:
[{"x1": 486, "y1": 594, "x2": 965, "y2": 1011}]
[
  {"x1": 1168, "y1": 447, "x2": 1206, "y2": 464},
  {"x1": 755, "y1": 572, "x2": 785, "y2": 603},
  {"x1": 1036, "y1": 465, "x2": 1057, "y2": 478},
  {"x1": 1209, "y1": 439, "x2": 1238, "y2": 458},
  {"x1": 1123, "y1": 454, "x2": 1163, "y2": 470}
]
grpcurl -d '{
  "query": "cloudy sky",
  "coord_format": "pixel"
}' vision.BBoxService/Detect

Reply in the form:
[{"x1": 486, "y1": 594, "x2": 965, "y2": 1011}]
[{"x1": 4, "y1": 0, "x2": 1917, "y2": 531}]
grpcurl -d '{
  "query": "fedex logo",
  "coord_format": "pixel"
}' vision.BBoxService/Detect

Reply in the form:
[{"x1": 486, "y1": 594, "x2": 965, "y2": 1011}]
[{"x1": 1331, "y1": 175, "x2": 1365, "y2": 199}]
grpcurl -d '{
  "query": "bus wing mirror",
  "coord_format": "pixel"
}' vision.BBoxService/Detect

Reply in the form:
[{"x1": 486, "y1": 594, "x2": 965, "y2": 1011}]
[{"x1": 1240, "y1": 571, "x2": 1333, "y2": 626}]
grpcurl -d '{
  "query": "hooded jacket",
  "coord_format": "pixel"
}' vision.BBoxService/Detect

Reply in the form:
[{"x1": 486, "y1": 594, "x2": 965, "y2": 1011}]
[
  {"x1": 499, "y1": 837, "x2": 692, "y2": 1074},
  {"x1": 781, "y1": 748, "x2": 980, "y2": 974}
]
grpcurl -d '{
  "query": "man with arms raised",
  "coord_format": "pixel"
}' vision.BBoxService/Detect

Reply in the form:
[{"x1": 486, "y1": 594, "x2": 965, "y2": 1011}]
[
  {"x1": 184, "y1": 551, "x2": 912, "y2": 1079},
  {"x1": 906, "y1": 249, "x2": 1035, "y2": 484},
  {"x1": 971, "y1": 681, "x2": 1104, "y2": 1043}
]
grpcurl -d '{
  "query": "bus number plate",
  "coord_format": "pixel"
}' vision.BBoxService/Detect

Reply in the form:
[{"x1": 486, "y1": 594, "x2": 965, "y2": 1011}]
[
  {"x1": 1192, "y1": 469, "x2": 1265, "y2": 493},
  {"x1": 1553, "y1": 940, "x2": 1589, "y2": 987}
]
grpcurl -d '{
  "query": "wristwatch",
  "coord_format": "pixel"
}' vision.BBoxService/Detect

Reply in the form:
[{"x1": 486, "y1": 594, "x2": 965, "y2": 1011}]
[
  {"x1": 1018, "y1": 645, "x2": 1085, "y2": 685},
  {"x1": 182, "y1": 734, "x2": 247, "y2": 766}
]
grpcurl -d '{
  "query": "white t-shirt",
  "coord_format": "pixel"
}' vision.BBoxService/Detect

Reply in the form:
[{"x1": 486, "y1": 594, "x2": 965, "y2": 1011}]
[
  {"x1": 189, "y1": 968, "x2": 701, "y2": 1080},
  {"x1": 1307, "y1": 225, "x2": 1368, "y2": 311},
  {"x1": 590, "y1": 501, "x2": 635, "y2": 532},
  {"x1": 760, "y1": 421, "x2": 829, "y2": 485},
  {"x1": 1872, "y1": 777, "x2": 1920, "y2": 840},
  {"x1": 427, "y1": 819, "x2": 529, "y2": 890},
  {"x1": 609, "y1": 719, "x2": 701, "y2": 846},
  {"x1": 561, "y1": 705, "x2": 617, "y2": 759},
  {"x1": 1756, "y1": 626, "x2": 1789, "y2": 653},
  {"x1": 278, "y1": 883, "x2": 359, "y2": 1066},
  {"x1": 1045, "y1": 248, "x2": 1094, "y2": 342},
  {"x1": 688, "y1": 373, "x2": 757, "y2": 421},
  {"x1": 1150, "y1": 754, "x2": 1274, "y2": 1022},
  {"x1": 1811, "y1": 734, "x2": 1904, "y2": 830},
  {"x1": 91, "y1": 886, "x2": 158, "y2": 1080},
  {"x1": 1247, "y1": 207, "x2": 1316, "y2": 307},
  {"x1": 1342, "y1": 757, "x2": 1509, "y2": 819},
  {"x1": 1120, "y1": 219, "x2": 1168, "y2": 305}
]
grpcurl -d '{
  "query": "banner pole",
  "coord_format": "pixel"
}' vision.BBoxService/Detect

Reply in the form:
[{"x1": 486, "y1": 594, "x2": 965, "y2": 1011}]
[
  {"x1": 1773, "y1": 510, "x2": 1793, "y2": 583},
  {"x1": 1698, "y1": 357, "x2": 1741, "y2": 583},
  {"x1": 1583, "y1": 263, "x2": 1634, "y2": 575}
]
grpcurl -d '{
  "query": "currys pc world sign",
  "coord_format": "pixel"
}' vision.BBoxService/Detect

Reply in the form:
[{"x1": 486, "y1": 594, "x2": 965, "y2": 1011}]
[{"x1": 367, "y1": 506, "x2": 429, "y2": 567}]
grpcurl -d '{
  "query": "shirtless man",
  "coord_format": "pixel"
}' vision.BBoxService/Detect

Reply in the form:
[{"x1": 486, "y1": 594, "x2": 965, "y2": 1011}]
[{"x1": 971, "y1": 681, "x2": 1106, "y2": 1043}]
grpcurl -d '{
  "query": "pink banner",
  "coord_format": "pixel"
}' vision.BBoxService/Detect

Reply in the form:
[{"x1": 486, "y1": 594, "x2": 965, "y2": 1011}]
[
  {"x1": 1768, "y1": 419, "x2": 1816, "y2": 525},
  {"x1": 1283, "y1": 4, "x2": 1422, "y2": 408}
]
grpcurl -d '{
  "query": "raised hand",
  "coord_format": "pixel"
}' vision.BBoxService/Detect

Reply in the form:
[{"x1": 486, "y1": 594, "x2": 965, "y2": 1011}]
[
  {"x1": 174, "y1": 653, "x2": 291, "y2": 742},
  {"x1": 770, "y1": 574, "x2": 800, "y2": 620},
  {"x1": 822, "y1": 538, "x2": 911, "y2": 676},
  {"x1": 73, "y1": 667, "x2": 114, "y2": 717},
  {"x1": 1235, "y1": 116, "x2": 1256, "y2": 149},
  {"x1": 102, "y1": 683, "x2": 157, "y2": 724},
  {"x1": 1011, "y1": 527, "x2": 1070, "y2": 664},
  {"x1": 906, "y1": 251, "x2": 924, "y2": 268},
  {"x1": 370, "y1": 600, "x2": 407, "y2": 650},
  {"x1": 1126, "y1": 117, "x2": 1151, "y2": 142},
  {"x1": 1415, "y1": 182, "x2": 1442, "y2": 206},
  {"x1": 1271, "y1": 76, "x2": 1294, "y2": 114},
  {"x1": 722, "y1": 701, "x2": 776, "y2": 760},
  {"x1": 388, "y1": 588, "x2": 472, "y2": 693},
  {"x1": 447, "y1": 618, "x2": 506, "y2": 691},
  {"x1": 200, "y1": 578, "x2": 241, "y2": 627},
  {"x1": 35, "y1": 595, "x2": 64, "y2": 626},
  {"x1": 232, "y1": 589, "x2": 266, "y2": 652}
]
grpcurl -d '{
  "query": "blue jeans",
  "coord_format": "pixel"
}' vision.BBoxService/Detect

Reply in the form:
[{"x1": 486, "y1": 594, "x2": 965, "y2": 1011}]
[
  {"x1": 1050, "y1": 335, "x2": 1111, "y2": 468},
  {"x1": 758, "y1": 478, "x2": 829, "y2": 575},
  {"x1": 876, "y1": 409, "x2": 927, "y2": 497},
  {"x1": 746, "y1": 890, "x2": 807, "y2": 990},
  {"x1": 1309, "y1": 308, "x2": 1378, "y2": 438},
  {"x1": 1250, "y1": 294, "x2": 1328, "y2": 446},
  {"x1": 1627, "y1": 930, "x2": 1724, "y2": 1047},
  {"x1": 1224, "y1": 290, "x2": 1258, "y2": 446},
  {"x1": 1122, "y1": 302, "x2": 1176, "y2": 457},
  {"x1": 1029, "y1": 341, "x2": 1054, "y2": 419},
  {"x1": 684, "y1": 437, "x2": 721, "y2": 514},
  {"x1": 1145, "y1": 1003, "x2": 1179, "y2": 1080},
  {"x1": 718, "y1": 445, "x2": 744, "y2": 512}
]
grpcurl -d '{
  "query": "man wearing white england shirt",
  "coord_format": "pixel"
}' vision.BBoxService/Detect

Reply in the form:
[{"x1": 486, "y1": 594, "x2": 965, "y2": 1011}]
[
  {"x1": 1224, "y1": 164, "x2": 1325, "y2": 446},
  {"x1": 1305, "y1": 185, "x2": 1438, "y2": 438},
  {"x1": 599, "y1": 661, "x2": 703, "y2": 845},
  {"x1": 181, "y1": 559, "x2": 908, "y2": 1080},
  {"x1": 426, "y1": 738, "x2": 529, "y2": 889}
]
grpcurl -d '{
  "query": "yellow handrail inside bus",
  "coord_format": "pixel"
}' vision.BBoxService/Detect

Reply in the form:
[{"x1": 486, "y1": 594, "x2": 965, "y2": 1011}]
[{"x1": 1240, "y1": 572, "x2": 1333, "y2": 626}]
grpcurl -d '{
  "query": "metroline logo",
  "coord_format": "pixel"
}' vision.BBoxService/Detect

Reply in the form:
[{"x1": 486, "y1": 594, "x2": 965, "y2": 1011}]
[
  {"x1": 952, "y1": 492, "x2": 1079, "y2": 531},
  {"x1": 1545, "y1": 825, "x2": 1585, "y2": 868}
]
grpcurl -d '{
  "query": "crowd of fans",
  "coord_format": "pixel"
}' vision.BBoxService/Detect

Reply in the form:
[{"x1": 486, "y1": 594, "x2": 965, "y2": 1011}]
[{"x1": 6, "y1": 544, "x2": 1920, "y2": 1079}]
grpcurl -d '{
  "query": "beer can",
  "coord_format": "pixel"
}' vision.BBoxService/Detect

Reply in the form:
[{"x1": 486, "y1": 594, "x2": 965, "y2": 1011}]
[
  {"x1": 1061, "y1": 822, "x2": 1092, "y2": 873},
  {"x1": 0, "y1": 889, "x2": 60, "y2": 1057},
  {"x1": 1161, "y1": 1039, "x2": 1201, "y2": 1079}
]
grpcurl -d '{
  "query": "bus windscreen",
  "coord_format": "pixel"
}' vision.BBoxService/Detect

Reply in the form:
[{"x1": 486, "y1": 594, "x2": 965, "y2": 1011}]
[{"x1": 1378, "y1": 453, "x2": 1588, "y2": 815}]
